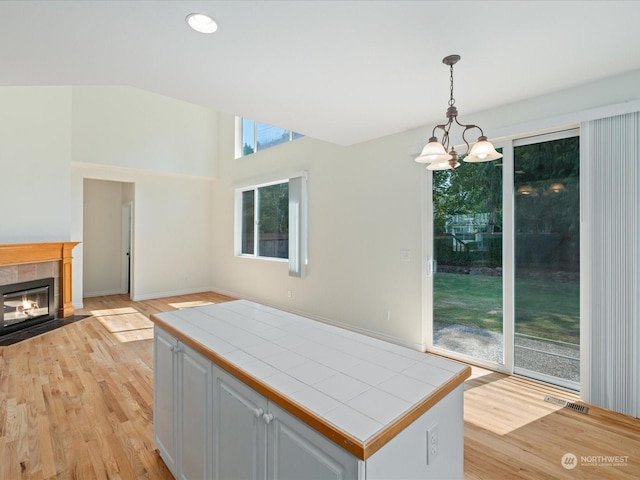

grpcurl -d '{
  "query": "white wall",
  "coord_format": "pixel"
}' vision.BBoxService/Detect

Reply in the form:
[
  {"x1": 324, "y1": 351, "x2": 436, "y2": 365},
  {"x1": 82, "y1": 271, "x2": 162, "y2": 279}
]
[
  {"x1": 72, "y1": 86, "x2": 218, "y2": 178},
  {"x1": 0, "y1": 87, "x2": 72, "y2": 242},
  {"x1": 70, "y1": 86, "x2": 218, "y2": 306},
  {"x1": 212, "y1": 115, "x2": 425, "y2": 348}
]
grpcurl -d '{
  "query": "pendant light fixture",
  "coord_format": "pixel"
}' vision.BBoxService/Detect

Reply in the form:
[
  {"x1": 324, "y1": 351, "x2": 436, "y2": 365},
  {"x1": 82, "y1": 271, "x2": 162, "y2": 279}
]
[{"x1": 416, "y1": 55, "x2": 502, "y2": 170}]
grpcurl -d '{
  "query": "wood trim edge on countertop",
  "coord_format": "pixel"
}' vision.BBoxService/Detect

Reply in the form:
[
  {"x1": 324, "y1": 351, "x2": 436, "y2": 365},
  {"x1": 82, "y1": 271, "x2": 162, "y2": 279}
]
[{"x1": 150, "y1": 313, "x2": 471, "y2": 461}]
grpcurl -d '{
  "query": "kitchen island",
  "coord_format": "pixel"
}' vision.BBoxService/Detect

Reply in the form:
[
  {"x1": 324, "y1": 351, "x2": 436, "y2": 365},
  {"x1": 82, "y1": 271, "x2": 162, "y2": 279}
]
[{"x1": 150, "y1": 300, "x2": 470, "y2": 480}]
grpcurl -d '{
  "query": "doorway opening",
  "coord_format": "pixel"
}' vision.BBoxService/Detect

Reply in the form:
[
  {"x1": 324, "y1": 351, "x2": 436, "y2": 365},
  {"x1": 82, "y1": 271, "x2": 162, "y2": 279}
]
[{"x1": 83, "y1": 179, "x2": 135, "y2": 299}]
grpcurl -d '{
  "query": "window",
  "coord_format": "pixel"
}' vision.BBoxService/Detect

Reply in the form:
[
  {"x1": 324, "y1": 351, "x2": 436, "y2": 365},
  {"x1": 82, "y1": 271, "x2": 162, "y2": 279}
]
[
  {"x1": 240, "y1": 181, "x2": 289, "y2": 259},
  {"x1": 235, "y1": 173, "x2": 308, "y2": 276},
  {"x1": 237, "y1": 117, "x2": 303, "y2": 157}
]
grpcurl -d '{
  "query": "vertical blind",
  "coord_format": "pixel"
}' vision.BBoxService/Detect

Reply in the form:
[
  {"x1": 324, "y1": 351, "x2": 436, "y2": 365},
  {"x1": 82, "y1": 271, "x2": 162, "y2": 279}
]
[
  {"x1": 288, "y1": 173, "x2": 308, "y2": 277},
  {"x1": 584, "y1": 112, "x2": 639, "y2": 417}
]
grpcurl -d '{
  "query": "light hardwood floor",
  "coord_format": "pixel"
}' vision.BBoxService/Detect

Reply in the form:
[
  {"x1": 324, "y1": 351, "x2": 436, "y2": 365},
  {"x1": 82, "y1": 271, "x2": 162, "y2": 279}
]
[{"x1": 1, "y1": 292, "x2": 638, "y2": 479}]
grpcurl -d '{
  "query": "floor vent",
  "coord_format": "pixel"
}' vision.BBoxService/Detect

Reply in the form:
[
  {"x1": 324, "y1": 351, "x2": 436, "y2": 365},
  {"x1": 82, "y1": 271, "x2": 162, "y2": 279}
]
[{"x1": 544, "y1": 395, "x2": 589, "y2": 414}]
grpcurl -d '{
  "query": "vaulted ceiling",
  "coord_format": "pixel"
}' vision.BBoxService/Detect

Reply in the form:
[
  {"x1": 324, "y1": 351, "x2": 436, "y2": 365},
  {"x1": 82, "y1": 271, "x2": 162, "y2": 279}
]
[{"x1": 1, "y1": 1, "x2": 639, "y2": 146}]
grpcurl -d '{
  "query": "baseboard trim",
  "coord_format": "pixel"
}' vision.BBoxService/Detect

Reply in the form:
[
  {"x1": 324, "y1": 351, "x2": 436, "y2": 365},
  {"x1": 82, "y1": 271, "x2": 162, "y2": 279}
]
[
  {"x1": 84, "y1": 289, "x2": 123, "y2": 298},
  {"x1": 131, "y1": 287, "x2": 212, "y2": 302}
]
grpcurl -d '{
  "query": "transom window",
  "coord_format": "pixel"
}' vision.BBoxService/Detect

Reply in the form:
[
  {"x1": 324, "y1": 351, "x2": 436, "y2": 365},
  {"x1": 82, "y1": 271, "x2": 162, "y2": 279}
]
[{"x1": 238, "y1": 117, "x2": 303, "y2": 157}]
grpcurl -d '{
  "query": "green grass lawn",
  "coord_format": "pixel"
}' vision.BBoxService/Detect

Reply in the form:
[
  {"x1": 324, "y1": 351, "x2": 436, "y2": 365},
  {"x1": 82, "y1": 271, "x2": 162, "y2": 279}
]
[{"x1": 434, "y1": 272, "x2": 580, "y2": 344}]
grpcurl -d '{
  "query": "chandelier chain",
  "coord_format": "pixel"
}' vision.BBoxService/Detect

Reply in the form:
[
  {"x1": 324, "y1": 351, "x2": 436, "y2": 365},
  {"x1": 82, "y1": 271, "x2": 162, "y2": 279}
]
[{"x1": 448, "y1": 63, "x2": 455, "y2": 107}]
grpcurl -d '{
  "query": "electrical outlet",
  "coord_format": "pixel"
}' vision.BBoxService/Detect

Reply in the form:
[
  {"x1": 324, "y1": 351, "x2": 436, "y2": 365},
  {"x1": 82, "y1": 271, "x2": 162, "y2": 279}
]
[
  {"x1": 426, "y1": 422, "x2": 438, "y2": 465},
  {"x1": 287, "y1": 290, "x2": 292, "y2": 298}
]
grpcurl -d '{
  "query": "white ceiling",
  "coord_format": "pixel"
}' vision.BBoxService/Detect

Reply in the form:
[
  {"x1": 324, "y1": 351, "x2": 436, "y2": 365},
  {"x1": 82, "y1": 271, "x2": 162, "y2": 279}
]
[{"x1": 1, "y1": 1, "x2": 640, "y2": 146}]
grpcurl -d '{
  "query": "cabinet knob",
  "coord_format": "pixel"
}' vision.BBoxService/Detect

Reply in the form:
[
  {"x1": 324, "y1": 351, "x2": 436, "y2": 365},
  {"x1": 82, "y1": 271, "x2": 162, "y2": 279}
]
[
  {"x1": 253, "y1": 408, "x2": 264, "y2": 419},
  {"x1": 262, "y1": 413, "x2": 274, "y2": 424}
]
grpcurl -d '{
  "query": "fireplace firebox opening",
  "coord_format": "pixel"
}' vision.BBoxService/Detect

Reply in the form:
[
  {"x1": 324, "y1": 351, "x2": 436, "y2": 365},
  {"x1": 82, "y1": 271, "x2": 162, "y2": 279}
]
[{"x1": 1, "y1": 277, "x2": 55, "y2": 336}]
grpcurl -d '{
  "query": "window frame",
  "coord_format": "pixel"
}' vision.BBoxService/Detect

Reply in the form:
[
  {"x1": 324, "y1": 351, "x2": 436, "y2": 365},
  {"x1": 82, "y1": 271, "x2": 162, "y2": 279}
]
[
  {"x1": 235, "y1": 117, "x2": 303, "y2": 158},
  {"x1": 235, "y1": 178, "x2": 290, "y2": 262},
  {"x1": 233, "y1": 172, "x2": 308, "y2": 276}
]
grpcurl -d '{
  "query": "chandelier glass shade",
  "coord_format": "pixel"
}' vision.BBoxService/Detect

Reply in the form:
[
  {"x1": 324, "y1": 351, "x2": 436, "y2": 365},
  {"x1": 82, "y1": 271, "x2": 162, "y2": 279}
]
[{"x1": 416, "y1": 55, "x2": 502, "y2": 170}]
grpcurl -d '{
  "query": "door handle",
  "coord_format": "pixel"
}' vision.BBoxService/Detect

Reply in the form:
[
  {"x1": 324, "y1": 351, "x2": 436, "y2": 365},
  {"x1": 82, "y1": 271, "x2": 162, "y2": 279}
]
[{"x1": 427, "y1": 259, "x2": 438, "y2": 276}]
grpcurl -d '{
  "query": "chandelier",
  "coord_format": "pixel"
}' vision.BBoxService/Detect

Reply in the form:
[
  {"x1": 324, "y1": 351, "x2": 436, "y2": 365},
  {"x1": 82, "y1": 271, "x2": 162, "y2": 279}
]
[{"x1": 415, "y1": 55, "x2": 502, "y2": 170}]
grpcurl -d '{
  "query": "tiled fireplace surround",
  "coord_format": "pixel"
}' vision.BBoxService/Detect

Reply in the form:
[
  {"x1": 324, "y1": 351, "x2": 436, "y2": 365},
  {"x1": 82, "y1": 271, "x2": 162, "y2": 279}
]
[
  {"x1": 0, "y1": 261, "x2": 61, "y2": 317},
  {"x1": 0, "y1": 242, "x2": 80, "y2": 319}
]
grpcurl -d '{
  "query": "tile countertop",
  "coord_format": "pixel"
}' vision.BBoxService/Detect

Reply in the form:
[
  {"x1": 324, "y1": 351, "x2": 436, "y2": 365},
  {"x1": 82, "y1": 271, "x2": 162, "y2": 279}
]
[{"x1": 150, "y1": 299, "x2": 471, "y2": 460}]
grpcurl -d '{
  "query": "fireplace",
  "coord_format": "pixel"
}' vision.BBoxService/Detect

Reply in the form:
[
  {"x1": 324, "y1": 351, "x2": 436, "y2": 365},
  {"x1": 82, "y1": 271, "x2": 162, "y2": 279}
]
[
  {"x1": 0, "y1": 241, "x2": 79, "y2": 319},
  {"x1": 1, "y1": 278, "x2": 55, "y2": 336}
]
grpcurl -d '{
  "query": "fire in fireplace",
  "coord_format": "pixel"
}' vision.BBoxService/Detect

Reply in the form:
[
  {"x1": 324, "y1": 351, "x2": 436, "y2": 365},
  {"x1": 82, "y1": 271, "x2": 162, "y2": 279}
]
[{"x1": 1, "y1": 278, "x2": 55, "y2": 336}]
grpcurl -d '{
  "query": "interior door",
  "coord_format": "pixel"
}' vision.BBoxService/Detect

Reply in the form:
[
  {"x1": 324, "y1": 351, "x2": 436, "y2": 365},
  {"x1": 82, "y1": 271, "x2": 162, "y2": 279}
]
[{"x1": 121, "y1": 202, "x2": 132, "y2": 295}]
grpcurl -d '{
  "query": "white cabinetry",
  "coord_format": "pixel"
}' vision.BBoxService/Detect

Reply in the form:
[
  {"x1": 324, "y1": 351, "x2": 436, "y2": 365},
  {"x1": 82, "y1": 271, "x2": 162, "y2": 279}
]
[
  {"x1": 152, "y1": 302, "x2": 469, "y2": 480},
  {"x1": 154, "y1": 326, "x2": 212, "y2": 480},
  {"x1": 213, "y1": 367, "x2": 267, "y2": 479},
  {"x1": 154, "y1": 326, "x2": 178, "y2": 475},
  {"x1": 267, "y1": 401, "x2": 360, "y2": 480},
  {"x1": 213, "y1": 367, "x2": 359, "y2": 480}
]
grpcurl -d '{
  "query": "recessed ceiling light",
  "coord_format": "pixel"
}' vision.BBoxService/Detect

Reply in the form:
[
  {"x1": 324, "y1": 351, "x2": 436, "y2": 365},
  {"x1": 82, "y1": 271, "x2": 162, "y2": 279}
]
[{"x1": 186, "y1": 13, "x2": 218, "y2": 34}]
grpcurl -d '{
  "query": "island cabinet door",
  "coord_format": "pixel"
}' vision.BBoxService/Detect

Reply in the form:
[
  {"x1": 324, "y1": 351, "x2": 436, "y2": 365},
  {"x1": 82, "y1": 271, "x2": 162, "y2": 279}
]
[
  {"x1": 178, "y1": 344, "x2": 212, "y2": 480},
  {"x1": 154, "y1": 326, "x2": 179, "y2": 477},
  {"x1": 266, "y1": 402, "x2": 361, "y2": 480},
  {"x1": 213, "y1": 367, "x2": 268, "y2": 480}
]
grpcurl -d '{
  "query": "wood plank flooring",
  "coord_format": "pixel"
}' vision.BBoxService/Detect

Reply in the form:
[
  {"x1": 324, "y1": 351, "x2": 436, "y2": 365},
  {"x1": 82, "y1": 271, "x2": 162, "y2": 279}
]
[
  {"x1": 0, "y1": 292, "x2": 233, "y2": 480},
  {"x1": 464, "y1": 368, "x2": 640, "y2": 479},
  {"x1": 1, "y1": 292, "x2": 638, "y2": 479}
]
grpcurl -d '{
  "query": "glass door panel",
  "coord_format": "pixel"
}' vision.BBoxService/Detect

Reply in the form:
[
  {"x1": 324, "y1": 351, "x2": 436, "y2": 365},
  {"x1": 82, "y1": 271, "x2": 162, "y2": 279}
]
[
  {"x1": 513, "y1": 134, "x2": 580, "y2": 388},
  {"x1": 432, "y1": 159, "x2": 504, "y2": 365}
]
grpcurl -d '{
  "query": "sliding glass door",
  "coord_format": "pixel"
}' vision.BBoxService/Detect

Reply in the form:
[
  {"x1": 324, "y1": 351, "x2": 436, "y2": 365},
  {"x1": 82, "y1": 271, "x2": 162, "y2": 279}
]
[
  {"x1": 513, "y1": 133, "x2": 580, "y2": 388},
  {"x1": 431, "y1": 156, "x2": 504, "y2": 365},
  {"x1": 428, "y1": 130, "x2": 580, "y2": 389}
]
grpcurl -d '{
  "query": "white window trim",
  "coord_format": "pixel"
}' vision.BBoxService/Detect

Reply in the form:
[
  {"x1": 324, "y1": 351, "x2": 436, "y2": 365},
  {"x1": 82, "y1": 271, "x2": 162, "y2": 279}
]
[
  {"x1": 233, "y1": 172, "x2": 308, "y2": 277},
  {"x1": 234, "y1": 178, "x2": 288, "y2": 261}
]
